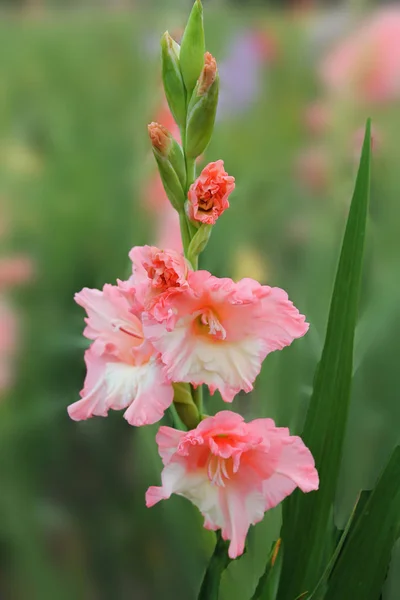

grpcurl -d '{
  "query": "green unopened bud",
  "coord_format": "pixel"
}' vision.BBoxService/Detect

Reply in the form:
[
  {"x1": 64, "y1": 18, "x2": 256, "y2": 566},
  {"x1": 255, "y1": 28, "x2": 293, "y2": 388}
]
[
  {"x1": 185, "y1": 53, "x2": 219, "y2": 159},
  {"x1": 172, "y1": 383, "x2": 200, "y2": 429},
  {"x1": 187, "y1": 223, "x2": 212, "y2": 266},
  {"x1": 148, "y1": 122, "x2": 186, "y2": 210},
  {"x1": 161, "y1": 32, "x2": 187, "y2": 129},
  {"x1": 179, "y1": 0, "x2": 205, "y2": 95}
]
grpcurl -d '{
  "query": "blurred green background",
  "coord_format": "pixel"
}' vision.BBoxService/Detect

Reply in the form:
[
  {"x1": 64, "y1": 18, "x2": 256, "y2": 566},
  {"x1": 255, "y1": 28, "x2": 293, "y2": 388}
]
[{"x1": 0, "y1": 0, "x2": 400, "y2": 598}]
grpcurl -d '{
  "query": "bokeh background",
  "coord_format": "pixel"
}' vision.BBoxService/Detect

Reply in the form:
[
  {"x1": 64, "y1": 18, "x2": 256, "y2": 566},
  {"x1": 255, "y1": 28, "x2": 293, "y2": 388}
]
[{"x1": 1, "y1": 0, "x2": 400, "y2": 598}]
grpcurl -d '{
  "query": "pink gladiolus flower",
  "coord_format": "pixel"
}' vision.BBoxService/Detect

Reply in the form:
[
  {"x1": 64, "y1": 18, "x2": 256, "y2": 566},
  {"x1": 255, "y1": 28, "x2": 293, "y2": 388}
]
[
  {"x1": 146, "y1": 411, "x2": 319, "y2": 558},
  {"x1": 143, "y1": 271, "x2": 308, "y2": 402},
  {"x1": 320, "y1": 8, "x2": 400, "y2": 104},
  {"x1": 188, "y1": 160, "x2": 235, "y2": 225},
  {"x1": 68, "y1": 284, "x2": 173, "y2": 426},
  {"x1": 122, "y1": 246, "x2": 190, "y2": 321}
]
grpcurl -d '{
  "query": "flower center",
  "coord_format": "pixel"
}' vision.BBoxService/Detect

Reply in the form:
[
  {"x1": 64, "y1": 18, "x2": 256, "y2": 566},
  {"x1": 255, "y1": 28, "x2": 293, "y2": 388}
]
[
  {"x1": 144, "y1": 261, "x2": 179, "y2": 290},
  {"x1": 195, "y1": 308, "x2": 226, "y2": 340},
  {"x1": 111, "y1": 316, "x2": 144, "y2": 346},
  {"x1": 198, "y1": 191, "x2": 214, "y2": 212},
  {"x1": 207, "y1": 454, "x2": 232, "y2": 487}
]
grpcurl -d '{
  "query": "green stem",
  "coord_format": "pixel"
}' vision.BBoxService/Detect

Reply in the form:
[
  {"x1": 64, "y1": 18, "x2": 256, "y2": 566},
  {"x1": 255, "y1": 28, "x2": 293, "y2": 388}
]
[
  {"x1": 198, "y1": 532, "x2": 232, "y2": 600},
  {"x1": 192, "y1": 384, "x2": 203, "y2": 413},
  {"x1": 185, "y1": 156, "x2": 196, "y2": 192},
  {"x1": 179, "y1": 211, "x2": 191, "y2": 256}
]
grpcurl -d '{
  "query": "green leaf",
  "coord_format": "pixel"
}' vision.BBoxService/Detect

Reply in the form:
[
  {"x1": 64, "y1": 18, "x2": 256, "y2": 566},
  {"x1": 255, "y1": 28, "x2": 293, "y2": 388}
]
[
  {"x1": 197, "y1": 532, "x2": 232, "y2": 600},
  {"x1": 306, "y1": 492, "x2": 366, "y2": 600},
  {"x1": 251, "y1": 539, "x2": 282, "y2": 600},
  {"x1": 325, "y1": 446, "x2": 400, "y2": 600},
  {"x1": 277, "y1": 120, "x2": 372, "y2": 599}
]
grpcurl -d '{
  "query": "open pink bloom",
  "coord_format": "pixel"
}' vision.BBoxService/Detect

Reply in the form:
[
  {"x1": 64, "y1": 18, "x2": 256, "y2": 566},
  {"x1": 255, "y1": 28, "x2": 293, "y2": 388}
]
[
  {"x1": 143, "y1": 271, "x2": 308, "y2": 402},
  {"x1": 320, "y1": 8, "x2": 400, "y2": 104},
  {"x1": 121, "y1": 246, "x2": 190, "y2": 322},
  {"x1": 188, "y1": 160, "x2": 235, "y2": 225},
  {"x1": 146, "y1": 411, "x2": 319, "y2": 558},
  {"x1": 68, "y1": 284, "x2": 173, "y2": 426}
]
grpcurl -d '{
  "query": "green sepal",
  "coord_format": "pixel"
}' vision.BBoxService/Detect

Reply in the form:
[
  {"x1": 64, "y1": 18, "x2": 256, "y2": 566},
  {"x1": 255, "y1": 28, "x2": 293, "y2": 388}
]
[
  {"x1": 172, "y1": 383, "x2": 200, "y2": 430},
  {"x1": 179, "y1": 0, "x2": 205, "y2": 95},
  {"x1": 161, "y1": 32, "x2": 187, "y2": 129},
  {"x1": 152, "y1": 149, "x2": 185, "y2": 211},
  {"x1": 187, "y1": 223, "x2": 212, "y2": 266},
  {"x1": 185, "y1": 75, "x2": 219, "y2": 159}
]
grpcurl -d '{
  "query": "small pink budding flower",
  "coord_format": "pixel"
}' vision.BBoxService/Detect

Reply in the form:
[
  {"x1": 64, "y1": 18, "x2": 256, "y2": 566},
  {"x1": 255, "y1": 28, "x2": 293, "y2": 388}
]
[
  {"x1": 143, "y1": 270, "x2": 308, "y2": 402},
  {"x1": 198, "y1": 51, "x2": 218, "y2": 96},
  {"x1": 68, "y1": 284, "x2": 173, "y2": 427},
  {"x1": 148, "y1": 122, "x2": 172, "y2": 156},
  {"x1": 146, "y1": 411, "x2": 319, "y2": 559},
  {"x1": 188, "y1": 160, "x2": 235, "y2": 225}
]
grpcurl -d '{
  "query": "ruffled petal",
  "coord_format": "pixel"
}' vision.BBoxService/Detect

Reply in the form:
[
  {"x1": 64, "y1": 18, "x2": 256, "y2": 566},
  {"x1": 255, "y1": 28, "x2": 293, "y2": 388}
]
[{"x1": 68, "y1": 349, "x2": 173, "y2": 426}]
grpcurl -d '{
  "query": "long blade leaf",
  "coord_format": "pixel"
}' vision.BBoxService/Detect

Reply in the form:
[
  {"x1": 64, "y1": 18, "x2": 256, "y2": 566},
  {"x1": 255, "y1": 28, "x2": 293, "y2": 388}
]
[
  {"x1": 325, "y1": 446, "x2": 400, "y2": 600},
  {"x1": 277, "y1": 120, "x2": 371, "y2": 599}
]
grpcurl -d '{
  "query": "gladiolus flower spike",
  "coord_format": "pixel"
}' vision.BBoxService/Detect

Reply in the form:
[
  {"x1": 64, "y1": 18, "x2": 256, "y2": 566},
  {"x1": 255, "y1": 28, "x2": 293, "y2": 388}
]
[{"x1": 68, "y1": 0, "x2": 318, "y2": 585}]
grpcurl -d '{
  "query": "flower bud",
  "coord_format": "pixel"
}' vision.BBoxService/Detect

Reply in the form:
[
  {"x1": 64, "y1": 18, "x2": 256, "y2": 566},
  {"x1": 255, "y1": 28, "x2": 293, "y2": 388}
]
[
  {"x1": 148, "y1": 122, "x2": 186, "y2": 211},
  {"x1": 187, "y1": 159, "x2": 234, "y2": 225},
  {"x1": 187, "y1": 223, "x2": 212, "y2": 266},
  {"x1": 172, "y1": 382, "x2": 200, "y2": 429},
  {"x1": 161, "y1": 32, "x2": 187, "y2": 129},
  {"x1": 185, "y1": 54, "x2": 219, "y2": 159},
  {"x1": 179, "y1": 0, "x2": 205, "y2": 95},
  {"x1": 197, "y1": 51, "x2": 217, "y2": 95}
]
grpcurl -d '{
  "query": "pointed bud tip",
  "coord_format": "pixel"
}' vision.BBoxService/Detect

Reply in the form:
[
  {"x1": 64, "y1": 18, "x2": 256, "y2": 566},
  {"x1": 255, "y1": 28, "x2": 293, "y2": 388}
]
[
  {"x1": 148, "y1": 122, "x2": 172, "y2": 155},
  {"x1": 198, "y1": 52, "x2": 218, "y2": 96}
]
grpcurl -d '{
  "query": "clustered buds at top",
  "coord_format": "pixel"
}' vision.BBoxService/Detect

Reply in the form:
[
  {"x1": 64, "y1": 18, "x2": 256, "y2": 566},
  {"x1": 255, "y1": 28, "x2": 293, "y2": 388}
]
[
  {"x1": 161, "y1": 32, "x2": 187, "y2": 129},
  {"x1": 187, "y1": 159, "x2": 235, "y2": 224},
  {"x1": 185, "y1": 52, "x2": 219, "y2": 159},
  {"x1": 148, "y1": 122, "x2": 186, "y2": 210},
  {"x1": 179, "y1": 0, "x2": 205, "y2": 95}
]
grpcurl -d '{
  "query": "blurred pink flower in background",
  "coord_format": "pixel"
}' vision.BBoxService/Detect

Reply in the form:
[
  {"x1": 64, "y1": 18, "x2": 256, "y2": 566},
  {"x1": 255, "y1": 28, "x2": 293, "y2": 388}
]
[
  {"x1": 0, "y1": 300, "x2": 17, "y2": 392},
  {"x1": 217, "y1": 28, "x2": 277, "y2": 120},
  {"x1": 295, "y1": 146, "x2": 330, "y2": 194},
  {"x1": 155, "y1": 208, "x2": 182, "y2": 254},
  {"x1": 0, "y1": 201, "x2": 34, "y2": 396},
  {"x1": 0, "y1": 256, "x2": 34, "y2": 289},
  {"x1": 320, "y1": 8, "x2": 400, "y2": 104},
  {"x1": 146, "y1": 411, "x2": 319, "y2": 559},
  {"x1": 303, "y1": 101, "x2": 331, "y2": 136}
]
